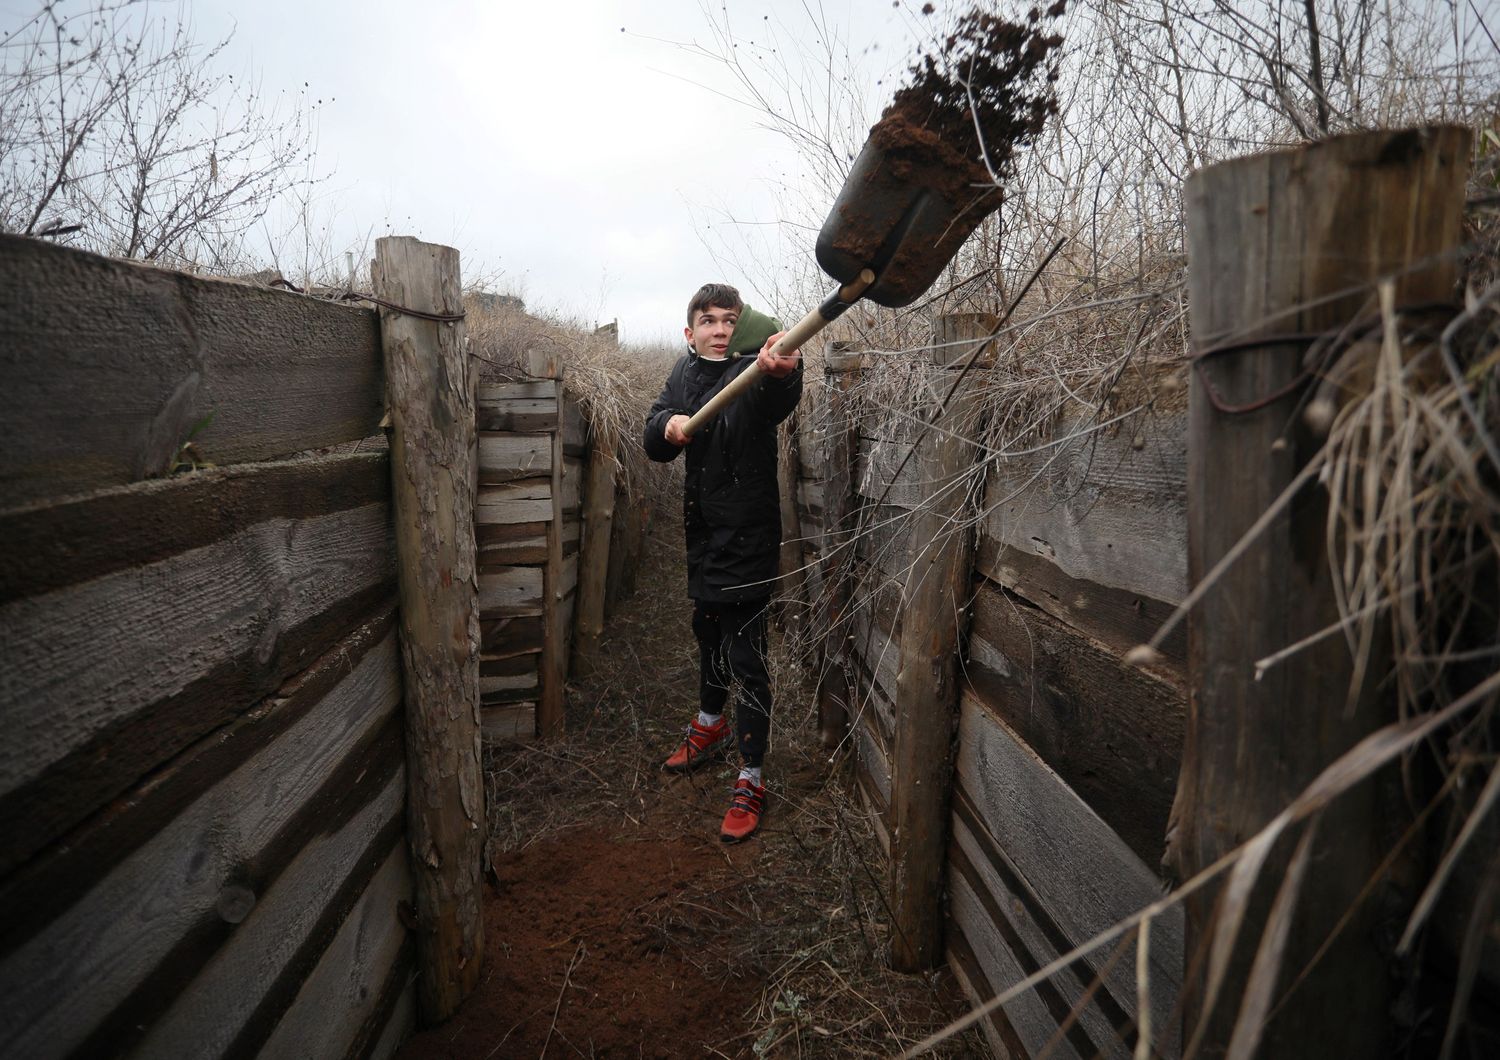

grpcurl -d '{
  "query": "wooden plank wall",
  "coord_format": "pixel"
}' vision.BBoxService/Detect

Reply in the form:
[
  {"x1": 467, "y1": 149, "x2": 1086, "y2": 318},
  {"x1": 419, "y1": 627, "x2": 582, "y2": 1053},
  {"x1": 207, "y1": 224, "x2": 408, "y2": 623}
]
[
  {"x1": 474, "y1": 380, "x2": 584, "y2": 741},
  {"x1": 0, "y1": 239, "x2": 415, "y2": 1058},
  {"x1": 789, "y1": 357, "x2": 1190, "y2": 1058}
]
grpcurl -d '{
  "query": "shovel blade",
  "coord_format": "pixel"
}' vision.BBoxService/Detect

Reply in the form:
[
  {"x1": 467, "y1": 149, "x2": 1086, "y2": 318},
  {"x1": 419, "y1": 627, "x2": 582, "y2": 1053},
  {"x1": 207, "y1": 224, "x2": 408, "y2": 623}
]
[{"x1": 815, "y1": 138, "x2": 1001, "y2": 308}]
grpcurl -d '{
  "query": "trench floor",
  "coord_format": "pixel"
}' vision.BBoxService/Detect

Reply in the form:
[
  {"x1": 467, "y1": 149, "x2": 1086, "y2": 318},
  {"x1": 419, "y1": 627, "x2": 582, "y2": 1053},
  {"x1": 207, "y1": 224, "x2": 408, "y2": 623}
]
[{"x1": 395, "y1": 497, "x2": 982, "y2": 1058}]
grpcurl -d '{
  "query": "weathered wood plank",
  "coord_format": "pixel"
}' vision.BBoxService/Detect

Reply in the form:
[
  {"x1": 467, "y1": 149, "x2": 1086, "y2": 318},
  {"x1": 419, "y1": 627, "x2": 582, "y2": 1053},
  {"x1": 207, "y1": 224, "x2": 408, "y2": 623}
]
[
  {"x1": 966, "y1": 581, "x2": 1184, "y2": 869},
  {"x1": 477, "y1": 433, "x2": 552, "y2": 483},
  {"x1": 327, "y1": 940, "x2": 417, "y2": 1060},
  {"x1": 479, "y1": 666, "x2": 538, "y2": 697},
  {"x1": 561, "y1": 394, "x2": 588, "y2": 451},
  {"x1": 952, "y1": 800, "x2": 1139, "y2": 1058},
  {"x1": 476, "y1": 479, "x2": 552, "y2": 525},
  {"x1": 129, "y1": 770, "x2": 406, "y2": 1058},
  {"x1": 796, "y1": 407, "x2": 829, "y2": 478},
  {"x1": 852, "y1": 503, "x2": 915, "y2": 582},
  {"x1": 475, "y1": 387, "x2": 559, "y2": 433},
  {"x1": 854, "y1": 762, "x2": 891, "y2": 857},
  {"x1": 855, "y1": 434, "x2": 922, "y2": 508},
  {"x1": 480, "y1": 684, "x2": 541, "y2": 707},
  {"x1": 955, "y1": 691, "x2": 1183, "y2": 1023},
  {"x1": 477, "y1": 380, "x2": 558, "y2": 406},
  {"x1": 481, "y1": 702, "x2": 537, "y2": 743},
  {"x1": 854, "y1": 712, "x2": 891, "y2": 809},
  {"x1": 253, "y1": 844, "x2": 414, "y2": 1060},
  {"x1": 480, "y1": 615, "x2": 545, "y2": 658},
  {"x1": 477, "y1": 565, "x2": 543, "y2": 615},
  {"x1": 976, "y1": 396, "x2": 1187, "y2": 650},
  {"x1": 975, "y1": 537, "x2": 1186, "y2": 676},
  {"x1": 0, "y1": 502, "x2": 394, "y2": 877},
  {"x1": 0, "y1": 632, "x2": 404, "y2": 1058},
  {"x1": 0, "y1": 449, "x2": 388, "y2": 606},
  {"x1": 949, "y1": 864, "x2": 1085, "y2": 1060},
  {"x1": 477, "y1": 520, "x2": 549, "y2": 566},
  {"x1": 479, "y1": 653, "x2": 540, "y2": 678},
  {"x1": 0, "y1": 234, "x2": 382, "y2": 506},
  {"x1": 796, "y1": 477, "x2": 826, "y2": 521},
  {"x1": 946, "y1": 927, "x2": 1032, "y2": 1060},
  {"x1": 849, "y1": 595, "x2": 899, "y2": 735},
  {"x1": 0, "y1": 609, "x2": 397, "y2": 958},
  {"x1": 476, "y1": 520, "x2": 549, "y2": 545},
  {"x1": 370, "y1": 983, "x2": 418, "y2": 1060},
  {"x1": 560, "y1": 455, "x2": 584, "y2": 512}
]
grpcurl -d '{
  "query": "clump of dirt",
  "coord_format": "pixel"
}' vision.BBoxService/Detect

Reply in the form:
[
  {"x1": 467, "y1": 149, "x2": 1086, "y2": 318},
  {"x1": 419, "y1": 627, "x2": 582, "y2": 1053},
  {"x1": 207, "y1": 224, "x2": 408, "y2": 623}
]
[
  {"x1": 878, "y1": 2, "x2": 1067, "y2": 196},
  {"x1": 818, "y1": 4, "x2": 1066, "y2": 307}
]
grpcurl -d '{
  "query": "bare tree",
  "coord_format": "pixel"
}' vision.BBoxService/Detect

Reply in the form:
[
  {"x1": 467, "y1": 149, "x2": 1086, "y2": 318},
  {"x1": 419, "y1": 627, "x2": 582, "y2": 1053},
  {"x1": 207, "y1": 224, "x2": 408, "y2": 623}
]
[{"x1": 0, "y1": 0, "x2": 321, "y2": 271}]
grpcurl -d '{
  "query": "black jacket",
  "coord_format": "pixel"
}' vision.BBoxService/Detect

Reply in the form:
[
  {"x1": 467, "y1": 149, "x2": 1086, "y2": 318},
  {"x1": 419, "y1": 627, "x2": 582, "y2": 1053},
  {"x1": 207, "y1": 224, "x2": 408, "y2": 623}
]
[{"x1": 644, "y1": 350, "x2": 803, "y2": 602}]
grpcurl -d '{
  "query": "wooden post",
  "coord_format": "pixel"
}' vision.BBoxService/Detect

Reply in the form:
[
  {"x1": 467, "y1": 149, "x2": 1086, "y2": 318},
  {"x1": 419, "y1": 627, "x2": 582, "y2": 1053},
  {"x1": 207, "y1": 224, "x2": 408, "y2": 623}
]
[
  {"x1": 604, "y1": 492, "x2": 644, "y2": 618},
  {"x1": 573, "y1": 422, "x2": 617, "y2": 665},
  {"x1": 1180, "y1": 126, "x2": 1469, "y2": 1055},
  {"x1": 817, "y1": 342, "x2": 863, "y2": 748},
  {"x1": 775, "y1": 407, "x2": 808, "y2": 640},
  {"x1": 371, "y1": 236, "x2": 484, "y2": 1025},
  {"x1": 531, "y1": 348, "x2": 568, "y2": 740},
  {"x1": 888, "y1": 313, "x2": 995, "y2": 972},
  {"x1": 575, "y1": 324, "x2": 620, "y2": 665}
]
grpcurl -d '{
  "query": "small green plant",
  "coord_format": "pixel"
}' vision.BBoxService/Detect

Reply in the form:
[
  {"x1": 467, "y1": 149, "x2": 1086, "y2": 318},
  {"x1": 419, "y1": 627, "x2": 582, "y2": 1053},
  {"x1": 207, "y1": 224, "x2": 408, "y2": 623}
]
[
  {"x1": 170, "y1": 410, "x2": 217, "y2": 475},
  {"x1": 753, "y1": 989, "x2": 810, "y2": 1056}
]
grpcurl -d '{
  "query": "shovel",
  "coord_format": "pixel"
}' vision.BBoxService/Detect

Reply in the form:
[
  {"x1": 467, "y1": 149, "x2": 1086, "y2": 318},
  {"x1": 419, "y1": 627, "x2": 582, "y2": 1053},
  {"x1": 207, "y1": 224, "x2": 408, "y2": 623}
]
[{"x1": 680, "y1": 137, "x2": 1001, "y2": 438}]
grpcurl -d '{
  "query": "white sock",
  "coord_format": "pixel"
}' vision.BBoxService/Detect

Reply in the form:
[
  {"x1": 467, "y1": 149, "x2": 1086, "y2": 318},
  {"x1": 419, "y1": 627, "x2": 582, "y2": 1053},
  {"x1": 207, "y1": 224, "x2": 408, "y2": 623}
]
[
  {"x1": 697, "y1": 711, "x2": 723, "y2": 728},
  {"x1": 738, "y1": 765, "x2": 763, "y2": 786}
]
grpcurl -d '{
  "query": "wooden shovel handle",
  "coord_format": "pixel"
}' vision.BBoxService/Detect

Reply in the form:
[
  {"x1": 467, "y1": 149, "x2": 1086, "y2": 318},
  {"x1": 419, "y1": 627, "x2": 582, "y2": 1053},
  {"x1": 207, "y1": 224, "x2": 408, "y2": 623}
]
[{"x1": 682, "y1": 270, "x2": 874, "y2": 438}]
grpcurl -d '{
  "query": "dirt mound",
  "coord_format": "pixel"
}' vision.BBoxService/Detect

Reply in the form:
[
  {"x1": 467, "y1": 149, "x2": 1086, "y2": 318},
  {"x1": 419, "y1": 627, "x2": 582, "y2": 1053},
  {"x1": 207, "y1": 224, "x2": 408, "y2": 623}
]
[{"x1": 397, "y1": 829, "x2": 747, "y2": 1058}]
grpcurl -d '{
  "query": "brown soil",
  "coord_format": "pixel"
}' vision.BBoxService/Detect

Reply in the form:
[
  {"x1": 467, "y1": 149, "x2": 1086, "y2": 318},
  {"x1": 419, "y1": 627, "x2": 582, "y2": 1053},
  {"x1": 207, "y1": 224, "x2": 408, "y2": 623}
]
[
  {"x1": 397, "y1": 472, "x2": 985, "y2": 1058},
  {"x1": 819, "y1": 4, "x2": 1066, "y2": 306},
  {"x1": 410, "y1": 830, "x2": 748, "y2": 1058},
  {"x1": 884, "y1": 3, "x2": 1065, "y2": 185}
]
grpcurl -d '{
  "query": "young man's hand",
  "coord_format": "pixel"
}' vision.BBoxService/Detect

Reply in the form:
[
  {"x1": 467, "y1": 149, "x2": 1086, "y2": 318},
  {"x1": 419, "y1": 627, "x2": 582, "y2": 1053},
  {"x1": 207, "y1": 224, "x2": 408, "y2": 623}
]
[
  {"x1": 757, "y1": 332, "x2": 801, "y2": 379},
  {"x1": 665, "y1": 414, "x2": 691, "y2": 446}
]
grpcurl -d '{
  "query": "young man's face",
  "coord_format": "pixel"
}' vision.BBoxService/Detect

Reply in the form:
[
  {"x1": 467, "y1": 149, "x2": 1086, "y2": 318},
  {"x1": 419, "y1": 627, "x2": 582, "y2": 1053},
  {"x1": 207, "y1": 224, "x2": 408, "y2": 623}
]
[{"x1": 685, "y1": 304, "x2": 739, "y2": 359}]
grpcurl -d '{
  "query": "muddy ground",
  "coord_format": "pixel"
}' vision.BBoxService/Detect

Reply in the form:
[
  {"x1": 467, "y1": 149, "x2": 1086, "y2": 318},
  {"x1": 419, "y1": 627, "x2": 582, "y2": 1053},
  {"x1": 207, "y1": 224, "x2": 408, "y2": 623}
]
[{"x1": 396, "y1": 480, "x2": 983, "y2": 1058}]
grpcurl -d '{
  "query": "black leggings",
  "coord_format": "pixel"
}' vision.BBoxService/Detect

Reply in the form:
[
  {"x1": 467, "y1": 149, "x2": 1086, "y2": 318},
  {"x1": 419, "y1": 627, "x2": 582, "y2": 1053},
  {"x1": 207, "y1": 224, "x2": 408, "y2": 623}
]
[{"x1": 692, "y1": 598, "x2": 772, "y2": 768}]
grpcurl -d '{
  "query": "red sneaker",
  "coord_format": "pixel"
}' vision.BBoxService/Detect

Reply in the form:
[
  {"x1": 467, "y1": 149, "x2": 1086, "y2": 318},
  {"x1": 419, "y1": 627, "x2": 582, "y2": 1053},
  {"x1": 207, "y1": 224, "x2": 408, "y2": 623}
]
[
  {"x1": 720, "y1": 777, "x2": 766, "y2": 843},
  {"x1": 662, "y1": 717, "x2": 730, "y2": 773}
]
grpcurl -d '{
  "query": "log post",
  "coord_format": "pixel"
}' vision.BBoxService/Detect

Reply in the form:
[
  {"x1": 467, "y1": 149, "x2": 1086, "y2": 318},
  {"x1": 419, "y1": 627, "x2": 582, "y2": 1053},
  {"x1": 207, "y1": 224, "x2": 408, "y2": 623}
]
[
  {"x1": 775, "y1": 407, "x2": 809, "y2": 640},
  {"x1": 371, "y1": 236, "x2": 484, "y2": 1025},
  {"x1": 605, "y1": 492, "x2": 644, "y2": 617},
  {"x1": 817, "y1": 341, "x2": 863, "y2": 748},
  {"x1": 532, "y1": 348, "x2": 568, "y2": 740},
  {"x1": 888, "y1": 313, "x2": 995, "y2": 972},
  {"x1": 573, "y1": 420, "x2": 618, "y2": 666},
  {"x1": 575, "y1": 325, "x2": 620, "y2": 665},
  {"x1": 1180, "y1": 126, "x2": 1469, "y2": 1054}
]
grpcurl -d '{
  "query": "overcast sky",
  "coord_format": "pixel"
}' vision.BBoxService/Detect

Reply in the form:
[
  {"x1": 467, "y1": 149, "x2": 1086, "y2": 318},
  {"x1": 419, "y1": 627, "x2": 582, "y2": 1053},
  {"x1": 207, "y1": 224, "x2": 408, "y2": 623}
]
[{"x1": 174, "y1": 0, "x2": 933, "y2": 345}]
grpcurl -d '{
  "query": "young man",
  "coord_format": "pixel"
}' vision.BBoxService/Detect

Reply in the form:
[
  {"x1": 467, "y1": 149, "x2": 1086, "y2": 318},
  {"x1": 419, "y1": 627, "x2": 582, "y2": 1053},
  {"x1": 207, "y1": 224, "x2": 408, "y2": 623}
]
[{"x1": 643, "y1": 282, "x2": 802, "y2": 842}]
